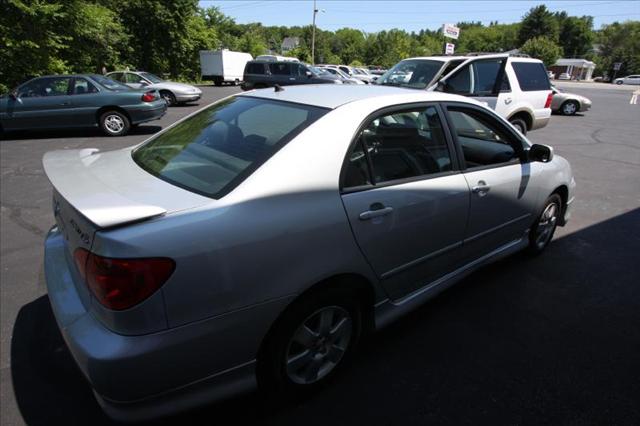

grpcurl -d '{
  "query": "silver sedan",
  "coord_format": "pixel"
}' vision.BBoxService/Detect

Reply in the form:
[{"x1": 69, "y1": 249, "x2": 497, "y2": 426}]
[
  {"x1": 43, "y1": 85, "x2": 575, "y2": 421},
  {"x1": 106, "y1": 71, "x2": 202, "y2": 106},
  {"x1": 551, "y1": 85, "x2": 592, "y2": 115}
]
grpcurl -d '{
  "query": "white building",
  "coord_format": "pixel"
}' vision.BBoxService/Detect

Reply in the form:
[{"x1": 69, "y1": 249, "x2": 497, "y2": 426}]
[
  {"x1": 551, "y1": 58, "x2": 596, "y2": 81},
  {"x1": 281, "y1": 37, "x2": 300, "y2": 53}
]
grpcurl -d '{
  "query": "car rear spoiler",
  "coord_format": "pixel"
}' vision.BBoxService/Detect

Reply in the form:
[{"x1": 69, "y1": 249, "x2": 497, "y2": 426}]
[{"x1": 43, "y1": 149, "x2": 166, "y2": 228}]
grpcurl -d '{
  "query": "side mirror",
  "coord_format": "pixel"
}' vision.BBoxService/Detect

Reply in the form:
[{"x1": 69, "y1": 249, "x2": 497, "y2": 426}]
[
  {"x1": 305, "y1": 71, "x2": 312, "y2": 78},
  {"x1": 434, "y1": 80, "x2": 446, "y2": 92},
  {"x1": 529, "y1": 144, "x2": 554, "y2": 163}
]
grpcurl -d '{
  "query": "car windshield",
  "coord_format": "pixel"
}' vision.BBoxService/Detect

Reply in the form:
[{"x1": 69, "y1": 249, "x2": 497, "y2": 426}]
[
  {"x1": 140, "y1": 72, "x2": 164, "y2": 83},
  {"x1": 133, "y1": 96, "x2": 329, "y2": 199},
  {"x1": 377, "y1": 59, "x2": 444, "y2": 89},
  {"x1": 92, "y1": 75, "x2": 131, "y2": 91}
]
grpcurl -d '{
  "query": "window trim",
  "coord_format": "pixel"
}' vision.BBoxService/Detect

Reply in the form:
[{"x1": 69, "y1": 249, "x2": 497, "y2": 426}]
[
  {"x1": 70, "y1": 77, "x2": 101, "y2": 95},
  {"x1": 441, "y1": 101, "x2": 529, "y2": 172},
  {"x1": 339, "y1": 102, "x2": 462, "y2": 194},
  {"x1": 17, "y1": 77, "x2": 73, "y2": 99}
]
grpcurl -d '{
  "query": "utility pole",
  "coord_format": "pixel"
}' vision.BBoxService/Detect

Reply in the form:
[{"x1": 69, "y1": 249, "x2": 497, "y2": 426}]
[{"x1": 311, "y1": 0, "x2": 317, "y2": 65}]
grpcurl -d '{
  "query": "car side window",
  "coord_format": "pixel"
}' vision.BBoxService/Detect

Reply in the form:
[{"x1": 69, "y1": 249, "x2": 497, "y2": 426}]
[
  {"x1": 125, "y1": 73, "x2": 142, "y2": 84},
  {"x1": 246, "y1": 63, "x2": 265, "y2": 75},
  {"x1": 447, "y1": 107, "x2": 522, "y2": 169},
  {"x1": 17, "y1": 77, "x2": 71, "y2": 98},
  {"x1": 72, "y1": 78, "x2": 98, "y2": 95},
  {"x1": 269, "y1": 63, "x2": 291, "y2": 76},
  {"x1": 109, "y1": 72, "x2": 122, "y2": 82},
  {"x1": 344, "y1": 105, "x2": 453, "y2": 188},
  {"x1": 444, "y1": 58, "x2": 506, "y2": 96}
]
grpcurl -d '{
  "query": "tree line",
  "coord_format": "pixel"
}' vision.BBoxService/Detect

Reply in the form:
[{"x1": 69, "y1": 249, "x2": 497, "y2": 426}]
[{"x1": 1, "y1": 1, "x2": 638, "y2": 92}]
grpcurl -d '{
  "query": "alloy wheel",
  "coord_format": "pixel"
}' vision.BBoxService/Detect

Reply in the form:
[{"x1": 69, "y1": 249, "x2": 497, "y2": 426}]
[
  {"x1": 563, "y1": 102, "x2": 577, "y2": 115},
  {"x1": 104, "y1": 114, "x2": 124, "y2": 134},
  {"x1": 285, "y1": 306, "x2": 352, "y2": 385},
  {"x1": 535, "y1": 202, "x2": 558, "y2": 249}
]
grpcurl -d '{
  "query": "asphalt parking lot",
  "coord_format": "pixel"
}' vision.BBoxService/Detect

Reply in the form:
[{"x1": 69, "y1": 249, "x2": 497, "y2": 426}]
[{"x1": 1, "y1": 83, "x2": 639, "y2": 425}]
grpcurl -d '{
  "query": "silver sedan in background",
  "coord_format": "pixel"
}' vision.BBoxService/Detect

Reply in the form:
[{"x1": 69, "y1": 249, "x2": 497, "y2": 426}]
[
  {"x1": 551, "y1": 85, "x2": 592, "y2": 115},
  {"x1": 106, "y1": 70, "x2": 202, "y2": 106},
  {"x1": 43, "y1": 86, "x2": 574, "y2": 421}
]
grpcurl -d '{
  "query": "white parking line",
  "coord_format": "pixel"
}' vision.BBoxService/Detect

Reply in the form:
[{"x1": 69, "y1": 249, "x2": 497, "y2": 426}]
[{"x1": 630, "y1": 90, "x2": 640, "y2": 105}]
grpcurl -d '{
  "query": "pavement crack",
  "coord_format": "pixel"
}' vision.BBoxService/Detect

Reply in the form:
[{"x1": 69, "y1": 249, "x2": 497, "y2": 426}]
[
  {"x1": 590, "y1": 128, "x2": 640, "y2": 150},
  {"x1": 2, "y1": 205, "x2": 46, "y2": 238}
]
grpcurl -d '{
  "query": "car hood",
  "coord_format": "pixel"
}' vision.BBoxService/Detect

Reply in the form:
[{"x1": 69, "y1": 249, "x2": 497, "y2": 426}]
[
  {"x1": 43, "y1": 147, "x2": 211, "y2": 228},
  {"x1": 150, "y1": 81, "x2": 200, "y2": 93}
]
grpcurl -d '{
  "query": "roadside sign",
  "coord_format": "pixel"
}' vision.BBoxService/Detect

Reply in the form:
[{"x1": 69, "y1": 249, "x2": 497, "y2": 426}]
[
  {"x1": 613, "y1": 62, "x2": 622, "y2": 71},
  {"x1": 445, "y1": 43, "x2": 455, "y2": 55},
  {"x1": 442, "y1": 23, "x2": 460, "y2": 40}
]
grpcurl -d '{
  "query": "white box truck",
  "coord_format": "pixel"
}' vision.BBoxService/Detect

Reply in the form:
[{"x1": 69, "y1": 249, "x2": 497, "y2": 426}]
[{"x1": 200, "y1": 50, "x2": 253, "y2": 86}]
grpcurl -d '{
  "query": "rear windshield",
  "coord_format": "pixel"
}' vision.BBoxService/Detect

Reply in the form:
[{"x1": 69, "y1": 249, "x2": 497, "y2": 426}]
[
  {"x1": 92, "y1": 75, "x2": 131, "y2": 91},
  {"x1": 133, "y1": 96, "x2": 329, "y2": 198},
  {"x1": 377, "y1": 59, "x2": 444, "y2": 89},
  {"x1": 511, "y1": 62, "x2": 550, "y2": 91}
]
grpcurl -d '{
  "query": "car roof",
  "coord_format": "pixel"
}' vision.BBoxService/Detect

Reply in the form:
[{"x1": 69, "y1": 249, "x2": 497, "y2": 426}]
[{"x1": 240, "y1": 84, "x2": 481, "y2": 110}]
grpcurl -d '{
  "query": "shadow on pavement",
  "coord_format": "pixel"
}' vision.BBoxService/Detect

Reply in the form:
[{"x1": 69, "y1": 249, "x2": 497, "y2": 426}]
[
  {"x1": 1, "y1": 125, "x2": 161, "y2": 141},
  {"x1": 11, "y1": 209, "x2": 640, "y2": 425}
]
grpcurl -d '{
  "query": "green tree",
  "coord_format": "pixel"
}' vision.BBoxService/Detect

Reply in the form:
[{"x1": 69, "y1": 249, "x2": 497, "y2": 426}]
[
  {"x1": 521, "y1": 36, "x2": 564, "y2": 66},
  {"x1": 556, "y1": 14, "x2": 594, "y2": 58},
  {"x1": 333, "y1": 28, "x2": 365, "y2": 64},
  {"x1": 596, "y1": 21, "x2": 640, "y2": 76},
  {"x1": 519, "y1": 5, "x2": 559, "y2": 45},
  {"x1": 0, "y1": 0, "x2": 70, "y2": 90}
]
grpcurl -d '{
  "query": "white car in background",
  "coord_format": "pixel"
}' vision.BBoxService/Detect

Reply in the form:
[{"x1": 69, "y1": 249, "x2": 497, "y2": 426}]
[
  {"x1": 351, "y1": 67, "x2": 376, "y2": 84},
  {"x1": 317, "y1": 66, "x2": 364, "y2": 84},
  {"x1": 106, "y1": 71, "x2": 201, "y2": 106},
  {"x1": 377, "y1": 54, "x2": 553, "y2": 135},
  {"x1": 613, "y1": 75, "x2": 640, "y2": 85}
]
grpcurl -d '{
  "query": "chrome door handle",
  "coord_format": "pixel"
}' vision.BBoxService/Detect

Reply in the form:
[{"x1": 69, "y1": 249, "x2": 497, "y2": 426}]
[
  {"x1": 359, "y1": 206, "x2": 393, "y2": 220},
  {"x1": 472, "y1": 181, "x2": 491, "y2": 195},
  {"x1": 289, "y1": 78, "x2": 296, "y2": 80}
]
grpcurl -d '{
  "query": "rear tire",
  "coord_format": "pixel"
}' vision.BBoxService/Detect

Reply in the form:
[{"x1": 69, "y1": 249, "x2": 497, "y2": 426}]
[
  {"x1": 257, "y1": 288, "x2": 362, "y2": 398},
  {"x1": 527, "y1": 194, "x2": 562, "y2": 255},
  {"x1": 560, "y1": 100, "x2": 579, "y2": 116},
  {"x1": 615, "y1": 80, "x2": 623, "y2": 85},
  {"x1": 509, "y1": 117, "x2": 528, "y2": 135},
  {"x1": 99, "y1": 110, "x2": 130, "y2": 137}
]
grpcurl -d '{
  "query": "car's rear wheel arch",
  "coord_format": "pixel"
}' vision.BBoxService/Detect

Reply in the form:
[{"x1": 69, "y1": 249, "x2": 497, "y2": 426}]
[{"x1": 508, "y1": 110, "x2": 533, "y2": 131}]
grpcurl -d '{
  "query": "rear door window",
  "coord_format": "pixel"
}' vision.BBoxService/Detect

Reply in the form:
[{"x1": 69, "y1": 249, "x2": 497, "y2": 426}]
[
  {"x1": 511, "y1": 62, "x2": 551, "y2": 91},
  {"x1": 72, "y1": 78, "x2": 98, "y2": 95},
  {"x1": 133, "y1": 96, "x2": 328, "y2": 198},
  {"x1": 444, "y1": 58, "x2": 507, "y2": 96},
  {"x1": 269, "y1": 63, "x2": 292, "y2": 76}
]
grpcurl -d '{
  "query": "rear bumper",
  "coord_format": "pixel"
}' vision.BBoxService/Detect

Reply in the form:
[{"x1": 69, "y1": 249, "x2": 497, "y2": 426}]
[
  {"x1": 127, "y1": 102, "x2": 167, "y2": 124},
  {"x1": 530, "y1": 108, "x2": 552, "y2": 131},
  {"x1": 44, "y1": 227, "x2": 292, "y2": 421}
]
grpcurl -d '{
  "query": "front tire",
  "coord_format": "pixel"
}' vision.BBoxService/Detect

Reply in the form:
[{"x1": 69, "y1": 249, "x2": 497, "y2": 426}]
[
  {"x1": 615, "y1": 80, "x2": 623, "y2": 85},
  {"x1": 560, "y1": 100, "x2": 579, "y2": 116},
  {"x1": 160, "y1": 90, "x2": 176, "y2": 106},
  {"x1": 257, "y1": 288, "x2": 362, "y2": 397},
  {"x1": 509, "y1": 117, "x2": 528, "y2": 135},
  {"x1": 99, "y1": 111, "x2": 130, "y2": 137},
  {"x1": 528, "y1": 194, "x2": 562, "y2": 255}
]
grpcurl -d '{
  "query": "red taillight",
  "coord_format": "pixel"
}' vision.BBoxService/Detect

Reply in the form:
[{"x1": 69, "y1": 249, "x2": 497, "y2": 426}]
[
  {"x1": 74, "y1": 248, "x2": 175, "y2": 311},
  {"x1": 544, "y1": 92, "x2": 553, "y2": 108},
  {"x1": 141, "y1": 91, "x2": 156, "y2": 102}
]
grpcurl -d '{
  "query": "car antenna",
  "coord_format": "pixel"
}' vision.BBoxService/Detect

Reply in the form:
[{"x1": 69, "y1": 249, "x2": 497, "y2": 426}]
[{"x1": 274, "y1": 84, "x2": 284, "y2": 92}]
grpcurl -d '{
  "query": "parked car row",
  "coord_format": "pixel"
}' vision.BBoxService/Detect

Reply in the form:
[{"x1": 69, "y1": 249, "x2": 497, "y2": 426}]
[{"x1": 1, "y1": 72, "x2": 203, "y2": 137}]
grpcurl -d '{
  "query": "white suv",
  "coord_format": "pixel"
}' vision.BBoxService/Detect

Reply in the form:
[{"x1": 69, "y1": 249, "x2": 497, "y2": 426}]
[{"x1": 377, "y1": 54, "x2": 553, "y2": 134}]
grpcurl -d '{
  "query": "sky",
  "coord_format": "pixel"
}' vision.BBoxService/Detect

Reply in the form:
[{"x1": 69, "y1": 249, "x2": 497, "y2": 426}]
[{"x1": 198, "y1": 0, "x2": 640, "y2": 32}]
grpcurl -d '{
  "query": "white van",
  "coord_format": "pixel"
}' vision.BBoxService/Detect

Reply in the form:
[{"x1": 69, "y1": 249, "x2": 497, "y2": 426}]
[
  {"x1": 377, "y1": 54, "x2": 553, "y2": 134},
  {"x1": 200, "y1": 50, "x2": 253, "y2": 86}
]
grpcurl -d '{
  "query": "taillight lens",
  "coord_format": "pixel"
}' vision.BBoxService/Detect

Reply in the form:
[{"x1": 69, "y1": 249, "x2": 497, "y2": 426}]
[
  {"x1": 74, "y1": 248, "x2": 175, "y2": 311},
  {"x1": 141, "y1": 91, "x2": 156, "y2": 102},
  {"x1": 544, "y1": 92, "x2": 553, "y2": 108}
]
